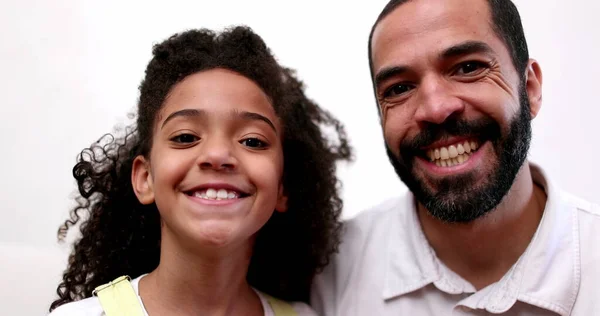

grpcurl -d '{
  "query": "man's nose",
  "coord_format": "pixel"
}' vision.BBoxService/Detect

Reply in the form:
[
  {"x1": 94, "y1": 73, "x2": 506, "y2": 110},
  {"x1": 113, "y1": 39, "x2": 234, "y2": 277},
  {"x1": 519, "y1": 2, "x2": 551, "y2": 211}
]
[{"x1": 413, "y1": 76, "x2": 465, "y2": 124}]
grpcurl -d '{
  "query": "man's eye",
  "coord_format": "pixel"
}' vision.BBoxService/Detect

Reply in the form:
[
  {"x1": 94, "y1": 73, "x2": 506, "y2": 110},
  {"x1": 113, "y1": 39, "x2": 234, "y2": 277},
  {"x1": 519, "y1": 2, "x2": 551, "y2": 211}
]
[
  {"x1": 455, "y1": 61, "x2": 488, "y2": 75},
  {"x1": 384, "y1": 84, "x2": 414, "y2": 98},
  {"x1": 171, "y1": 134, "x2": 199, "y2": 143},
  {"x1": 240, "y1": 138, "x2": 268, "y2": 149}
]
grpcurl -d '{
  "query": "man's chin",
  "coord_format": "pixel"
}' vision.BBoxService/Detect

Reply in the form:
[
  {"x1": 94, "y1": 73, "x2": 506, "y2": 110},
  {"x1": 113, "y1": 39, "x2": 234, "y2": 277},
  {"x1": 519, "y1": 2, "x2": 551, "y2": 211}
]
[{"x1": 409, "y1": 170, "x2": 501, "y2": 223}]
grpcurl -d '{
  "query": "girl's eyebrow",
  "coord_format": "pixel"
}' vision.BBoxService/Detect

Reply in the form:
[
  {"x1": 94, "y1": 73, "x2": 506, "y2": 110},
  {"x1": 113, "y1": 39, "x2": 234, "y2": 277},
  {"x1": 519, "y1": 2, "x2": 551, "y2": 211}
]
[
  {"x1": 161, "y1": 108, "x2": 205, "y2": 129},
  {"x1": 161, "y1": 108, "x2": 278, "y2": 134},
  {"x1": 234, "y1": 110, "x2": 277, "y2": 134}
]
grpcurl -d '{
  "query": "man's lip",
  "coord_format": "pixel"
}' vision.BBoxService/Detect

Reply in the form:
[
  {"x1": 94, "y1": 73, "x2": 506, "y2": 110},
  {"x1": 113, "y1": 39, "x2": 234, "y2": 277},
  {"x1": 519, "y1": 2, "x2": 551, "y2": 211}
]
[
  {"x1": 419, "y1": 136, "x2": 476, "y2": 151},
  {"x1": 183, "y1": 182, "x2": 251, "y2": 195}
]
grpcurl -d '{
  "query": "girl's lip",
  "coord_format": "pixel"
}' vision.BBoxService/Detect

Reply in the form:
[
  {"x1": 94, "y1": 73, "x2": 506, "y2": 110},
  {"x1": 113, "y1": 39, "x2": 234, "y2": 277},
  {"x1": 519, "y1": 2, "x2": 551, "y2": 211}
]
[{"x1": 185, "y1": 194, "x2": 247, "y2": 206}]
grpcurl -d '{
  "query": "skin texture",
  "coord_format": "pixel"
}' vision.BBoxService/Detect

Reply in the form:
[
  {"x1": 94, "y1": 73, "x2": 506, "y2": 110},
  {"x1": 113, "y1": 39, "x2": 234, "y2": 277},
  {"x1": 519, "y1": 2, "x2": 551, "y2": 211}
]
[
  {"x1": 131, "y1": 69, "x2": 287, "y2": 315},
  {"x1": 371, "y1": 0, "x2": 546, "y2": 289}
]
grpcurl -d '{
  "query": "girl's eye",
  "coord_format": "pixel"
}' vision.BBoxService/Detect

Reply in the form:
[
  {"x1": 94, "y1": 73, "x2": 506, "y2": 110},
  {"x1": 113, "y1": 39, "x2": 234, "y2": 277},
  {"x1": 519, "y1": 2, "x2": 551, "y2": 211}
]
[
  {"x1": 240, "y1": 137, "x2": 268, "y2": 149},
  {"x1": 383, "y1": 84, "x2": 414, "y2": 98},
  {"x1": 455, "y1": 61, "x2": 489, "y2": 76},
  {"x1": 171, "y1": 134, "x2": 199, "y2": 143}
]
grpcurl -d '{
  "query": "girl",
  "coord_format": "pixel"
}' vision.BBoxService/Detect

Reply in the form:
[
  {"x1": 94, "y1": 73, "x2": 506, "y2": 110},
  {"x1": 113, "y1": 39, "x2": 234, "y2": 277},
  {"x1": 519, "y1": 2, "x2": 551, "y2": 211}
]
[{"x1": 49, "y1": 26, "x2": 351, "y2": 315}]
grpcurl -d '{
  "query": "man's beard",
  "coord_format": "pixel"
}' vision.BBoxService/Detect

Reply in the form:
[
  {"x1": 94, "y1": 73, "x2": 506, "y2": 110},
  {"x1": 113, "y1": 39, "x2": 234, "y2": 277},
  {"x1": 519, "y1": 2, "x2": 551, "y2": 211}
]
[{"x1": 386, "y1": 86, "x2": 532, "y2": 223}]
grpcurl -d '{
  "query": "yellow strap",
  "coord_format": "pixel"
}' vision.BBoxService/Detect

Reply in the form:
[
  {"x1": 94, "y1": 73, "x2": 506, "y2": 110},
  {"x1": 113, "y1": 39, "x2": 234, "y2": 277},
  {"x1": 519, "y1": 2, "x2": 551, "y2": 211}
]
[
  {"x1": 93, "y1": 276, "x2": 145, "y2": 316},
  {"x1": 263, "y1": 294, "x2": 298, "y2": 316},
  {"x1": 93, "y1": 276, "x2": 295, "y2": 316}
]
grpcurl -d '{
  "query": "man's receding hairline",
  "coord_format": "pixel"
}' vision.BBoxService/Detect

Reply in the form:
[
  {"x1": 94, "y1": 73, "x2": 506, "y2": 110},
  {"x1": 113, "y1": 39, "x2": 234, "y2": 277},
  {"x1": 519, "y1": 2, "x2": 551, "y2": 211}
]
[{"x1": 369, "y1": 0, "x2": 516, "y2": 75}]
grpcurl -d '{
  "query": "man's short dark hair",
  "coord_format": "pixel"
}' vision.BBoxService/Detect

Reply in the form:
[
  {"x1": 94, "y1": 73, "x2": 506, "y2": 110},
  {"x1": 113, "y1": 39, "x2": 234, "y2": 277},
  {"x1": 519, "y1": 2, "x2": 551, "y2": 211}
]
[{"x1": 368, "y1": 0, "x2": 529, "y2": 83}]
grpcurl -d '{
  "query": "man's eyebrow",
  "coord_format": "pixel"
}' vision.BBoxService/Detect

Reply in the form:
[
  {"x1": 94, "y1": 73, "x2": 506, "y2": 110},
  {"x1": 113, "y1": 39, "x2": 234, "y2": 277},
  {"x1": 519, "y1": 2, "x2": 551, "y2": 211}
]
[
  {"x1": 373, "y1": 41, "x2": 495, "y2": 87},
  {"x1": 161, "y1": 108, "x2": 205, "y2": 129},
  {"x1": 440, "y1": 41, "x2": 495, "y2": 60},
  {"x1": 374, "y1": 65, "x2": 409, "y2": 87},
  {"x1": 374, "y1": 41, "x2": 496, "y2": 87}
]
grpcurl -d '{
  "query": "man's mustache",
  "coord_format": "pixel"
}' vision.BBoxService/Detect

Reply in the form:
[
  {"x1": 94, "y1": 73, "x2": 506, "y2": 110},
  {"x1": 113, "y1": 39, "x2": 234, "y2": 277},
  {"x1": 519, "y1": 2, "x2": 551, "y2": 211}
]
[{"x1": 399, "y1": 117, "x2": 501, "y2": 153}]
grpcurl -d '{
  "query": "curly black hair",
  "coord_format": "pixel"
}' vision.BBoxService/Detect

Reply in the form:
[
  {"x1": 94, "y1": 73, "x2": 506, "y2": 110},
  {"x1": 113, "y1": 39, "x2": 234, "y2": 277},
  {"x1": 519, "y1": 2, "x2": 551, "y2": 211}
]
[{"x1": 50, "y1": 26, "x2": 352, "y2": 311}]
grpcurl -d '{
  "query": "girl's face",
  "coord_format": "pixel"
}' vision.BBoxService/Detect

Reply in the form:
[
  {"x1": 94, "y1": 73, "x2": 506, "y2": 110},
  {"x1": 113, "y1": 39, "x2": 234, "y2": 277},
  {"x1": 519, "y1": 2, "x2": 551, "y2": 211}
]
[{"x1": 132, "y1": 68, "x2": 287, "y2": 249}]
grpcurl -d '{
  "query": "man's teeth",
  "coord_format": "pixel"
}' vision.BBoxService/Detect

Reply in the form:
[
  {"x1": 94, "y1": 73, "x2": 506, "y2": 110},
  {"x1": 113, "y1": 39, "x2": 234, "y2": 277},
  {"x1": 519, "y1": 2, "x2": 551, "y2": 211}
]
[
  {"x1": 193, "y1": 188, "x2": 239, "y2": 200},
  {"x1": 426, "y1": 140, "x2": 479, "y2": 167}
]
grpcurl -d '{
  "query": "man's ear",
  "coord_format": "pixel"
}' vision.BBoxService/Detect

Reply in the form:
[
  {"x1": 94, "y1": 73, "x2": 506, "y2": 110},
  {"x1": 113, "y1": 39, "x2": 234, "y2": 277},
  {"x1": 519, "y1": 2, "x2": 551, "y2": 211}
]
[
  {"x1": 131, "y1": 155, "x2": 155, "y2": 205},
  {"x1": 525, "y1": 59, "x2": 543, "y2": 119},
  {"x1": 274, "y1": 184, "x2": 288, "y2": 213}
]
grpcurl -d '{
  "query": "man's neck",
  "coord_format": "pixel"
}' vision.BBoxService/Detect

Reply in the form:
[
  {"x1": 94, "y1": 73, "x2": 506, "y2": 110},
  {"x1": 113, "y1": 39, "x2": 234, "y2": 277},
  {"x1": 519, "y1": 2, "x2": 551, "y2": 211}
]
[
  {"x1": 138, "y1": 231, "x2": 263, "y2": 316},
  {"x1": 418, "y1": 163, "x2": 547, "y2": 290}
]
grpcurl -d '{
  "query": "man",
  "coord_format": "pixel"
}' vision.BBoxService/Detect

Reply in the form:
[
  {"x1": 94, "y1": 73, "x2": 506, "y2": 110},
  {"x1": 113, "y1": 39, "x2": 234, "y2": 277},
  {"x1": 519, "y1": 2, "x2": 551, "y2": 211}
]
[{"x1": 311, "y1": 0, "x2": 600, "y2": 315}]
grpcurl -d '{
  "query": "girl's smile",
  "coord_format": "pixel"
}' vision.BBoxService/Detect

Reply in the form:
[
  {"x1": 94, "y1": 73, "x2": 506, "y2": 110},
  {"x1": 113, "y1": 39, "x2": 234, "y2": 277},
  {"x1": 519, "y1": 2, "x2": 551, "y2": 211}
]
[{"x1": 133, "y1": 68, "x2": 287, "y2": 248}]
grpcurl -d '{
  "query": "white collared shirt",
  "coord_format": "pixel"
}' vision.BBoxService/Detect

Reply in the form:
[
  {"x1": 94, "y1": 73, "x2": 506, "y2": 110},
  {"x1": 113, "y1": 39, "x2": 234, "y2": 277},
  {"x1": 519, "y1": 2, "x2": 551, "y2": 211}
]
[{"x1": 311, "y1": 164, "x2": 600, "y2": 315}]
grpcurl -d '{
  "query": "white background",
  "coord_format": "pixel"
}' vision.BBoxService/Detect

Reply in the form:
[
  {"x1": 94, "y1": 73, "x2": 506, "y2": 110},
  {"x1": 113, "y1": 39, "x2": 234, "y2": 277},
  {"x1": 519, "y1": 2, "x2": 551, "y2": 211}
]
[{"x1": 1, "y1": 0, "x2": 599, "y2": 314}]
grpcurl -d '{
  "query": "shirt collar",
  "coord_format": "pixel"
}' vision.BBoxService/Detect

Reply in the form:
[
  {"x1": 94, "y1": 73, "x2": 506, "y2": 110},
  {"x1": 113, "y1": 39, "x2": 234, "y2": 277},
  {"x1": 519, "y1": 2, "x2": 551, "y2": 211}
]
[{"x1": 383, "y1": 163, "x2": 581, "y2": 315}]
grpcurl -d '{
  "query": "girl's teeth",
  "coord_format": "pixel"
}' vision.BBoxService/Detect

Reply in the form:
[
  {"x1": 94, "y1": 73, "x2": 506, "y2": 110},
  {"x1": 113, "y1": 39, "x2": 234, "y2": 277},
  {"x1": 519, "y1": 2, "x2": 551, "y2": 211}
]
[
  {"x1": 193, "y1": 188, "x2": 240, "y2": 200},
  {"x1": 216, "y1": 189, "x2": 228, "y2": 199},
  {"x1": 206, "y1": 188, "x2": 217, "y2": 199}
]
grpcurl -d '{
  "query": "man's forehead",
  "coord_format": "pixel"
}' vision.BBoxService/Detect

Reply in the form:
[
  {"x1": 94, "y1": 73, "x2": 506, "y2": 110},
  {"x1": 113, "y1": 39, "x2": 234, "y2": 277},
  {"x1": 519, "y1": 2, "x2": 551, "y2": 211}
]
[{"x1": 371, "y1": 0, "x2": 495, "y2": 67}]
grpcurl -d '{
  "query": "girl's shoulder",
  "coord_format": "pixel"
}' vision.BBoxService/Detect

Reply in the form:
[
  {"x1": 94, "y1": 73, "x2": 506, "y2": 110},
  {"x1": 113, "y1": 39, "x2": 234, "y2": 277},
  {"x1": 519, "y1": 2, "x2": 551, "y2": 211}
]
[
  {"x1": 47, "y1": 296, "x2": 104, "y2": 316},
  {"x1": 48, "y1": 276, "x2": 318, "y2": 316},
  {"x1": 288, "y1": 301, "x2": 318, "y2": 316},
  {"x1": 48, "y1": 296, "x2": 317, "y2": 316},
  {"x1": 255, "y1": 290, "x2": 318, "y2": 316},
  {"x1": 48, "y1": 299, "x2": 317, "y2": 316},
  {"x1": 47, "y1": 275, "x2": 146, "y2": 316}
]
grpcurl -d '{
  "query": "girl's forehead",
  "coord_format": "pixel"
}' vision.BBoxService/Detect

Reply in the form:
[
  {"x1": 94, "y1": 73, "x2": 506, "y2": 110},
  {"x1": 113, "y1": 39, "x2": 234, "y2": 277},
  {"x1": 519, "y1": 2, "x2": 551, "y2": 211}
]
[{"x1": 157, "y1": 69, "x2": 280, "y2": 126}]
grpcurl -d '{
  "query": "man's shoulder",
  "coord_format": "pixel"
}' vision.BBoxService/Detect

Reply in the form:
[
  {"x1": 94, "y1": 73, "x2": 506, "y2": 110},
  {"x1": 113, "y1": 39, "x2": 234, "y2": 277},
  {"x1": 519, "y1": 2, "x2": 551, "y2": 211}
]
[
  {"x1": 562, "y1": 191, "x2": 600, "y2": 218},
  {"x1": 331, "y1": 194, "x2": 413, "y2": 266},
  {"x1": 344, "y1": 195, "x2": 410, "y2": 234},
  {"x1": 310, "y1": 195, "x2": 412, "y2": 314},
  {"x1": 47, "y1": 297, "x2": 103, "y2": 316},
  {"x1": 559, "y1": 191, "x2": 600, "y2": 313},
  {"x1": 563, "y1": 191, "x2": 600, "y2": 240}
]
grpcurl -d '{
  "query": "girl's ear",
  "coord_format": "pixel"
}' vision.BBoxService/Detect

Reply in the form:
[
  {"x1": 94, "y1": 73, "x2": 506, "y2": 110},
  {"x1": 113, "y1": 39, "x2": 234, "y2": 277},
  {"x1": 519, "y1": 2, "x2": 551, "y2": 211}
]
[
  {"x1": 274, "y1": 184, "x2": 288, "y2": 213},
  {"x1": 131, "y1": 155, "x2": 155, "y2": 205}
]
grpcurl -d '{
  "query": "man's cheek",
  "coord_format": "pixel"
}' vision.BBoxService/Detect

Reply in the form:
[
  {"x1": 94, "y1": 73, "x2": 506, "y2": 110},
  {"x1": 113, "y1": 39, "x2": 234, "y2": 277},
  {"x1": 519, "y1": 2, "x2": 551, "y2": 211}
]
[
  {"x1": 383, "y1": 123, "x2": 403, "y2": 149},
  {"x1": 384, "y1": 136, "x2": 400, "y2": 157}
]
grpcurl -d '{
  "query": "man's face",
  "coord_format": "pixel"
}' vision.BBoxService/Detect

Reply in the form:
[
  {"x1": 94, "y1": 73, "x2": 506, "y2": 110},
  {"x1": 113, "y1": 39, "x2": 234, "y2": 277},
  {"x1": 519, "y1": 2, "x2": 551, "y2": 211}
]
[{"x1": 370, "y1": 0, "x2": 536, "y2": 222}]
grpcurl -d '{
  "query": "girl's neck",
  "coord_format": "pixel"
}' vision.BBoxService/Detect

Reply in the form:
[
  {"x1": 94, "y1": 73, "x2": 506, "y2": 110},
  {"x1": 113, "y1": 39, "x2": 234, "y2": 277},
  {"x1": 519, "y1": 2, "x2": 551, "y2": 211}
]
[{"x1": 138, "y1": 230, "x2": 263, "y2": 316}]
